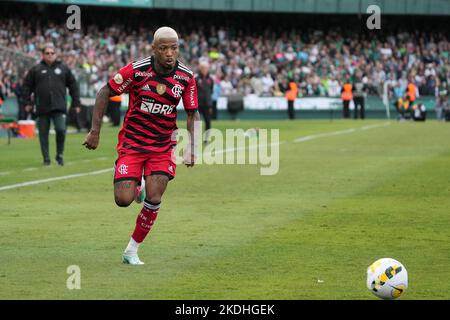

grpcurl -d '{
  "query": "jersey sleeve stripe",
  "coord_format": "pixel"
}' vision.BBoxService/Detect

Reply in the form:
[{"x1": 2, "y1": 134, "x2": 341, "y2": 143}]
[
  {"x1": 178, "y1": 61, "x2": 191, "y2": 70},
  {"x1": 132, "y1": 60, "x2": 151, "y2": 68},
  {"x1": 175, "y1": 68, "x2": 193, "y2": 79},
  {"x1": 178, "y1": 65, "x2": 193, "y2": 75},
  {"x1": 132, "y1": 57, "x2": 151, "y2": 68},
  {"x1": 133, "y1": 62, "x2": 151, "y2": 70}
]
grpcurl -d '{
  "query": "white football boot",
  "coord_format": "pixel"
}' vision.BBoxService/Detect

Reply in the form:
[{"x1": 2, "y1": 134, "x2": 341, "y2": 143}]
[{"x1": 122, "y1": 254, "x2": 145, "y2": 265}]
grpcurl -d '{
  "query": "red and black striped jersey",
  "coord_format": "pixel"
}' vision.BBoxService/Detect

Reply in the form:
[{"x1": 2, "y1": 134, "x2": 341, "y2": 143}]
[{"x1": 108, "y1": 56, "x2": 198, "y2": 154}]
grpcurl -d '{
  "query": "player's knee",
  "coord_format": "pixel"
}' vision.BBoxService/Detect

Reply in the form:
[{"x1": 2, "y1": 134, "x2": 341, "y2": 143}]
[
  {"x1": 114, "y1": 195, "x2": 133, "y2": 207},
  {"x1": 146, "y1": 195, "x2": 162, "y2": 204}
]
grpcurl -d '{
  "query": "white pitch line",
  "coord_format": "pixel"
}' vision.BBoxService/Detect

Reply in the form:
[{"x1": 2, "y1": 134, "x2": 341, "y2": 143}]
[
  {"x1": 0, "y1": 172, "x2": 11, "y2": 176},
  {"x1": 294, "y1": 128, "x2": 356, "y2": 143},
  {"x1": 17, "y1": 157, "x2": 109, "y2": 172},
  {"x1": 360, "y1": 123, "x2": 391, "y2": 130},
  {"x1": 294, "y1": 122, "x2": 390, "y2": 143},
  {"x1": 0, "y1": 168, "x2": 112, "y2": 192},
  {"x1": 0, "y1": 122, "x2": 391, "y2": 192},
  {"x1": 215, "y1": 141, "x2": 287, "y2": 155}
]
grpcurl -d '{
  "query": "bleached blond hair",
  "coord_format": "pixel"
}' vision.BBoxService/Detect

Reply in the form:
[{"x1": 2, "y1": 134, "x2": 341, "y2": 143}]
[{"x1": 153, "y1": 27, "x2": 179, "y2": 43}]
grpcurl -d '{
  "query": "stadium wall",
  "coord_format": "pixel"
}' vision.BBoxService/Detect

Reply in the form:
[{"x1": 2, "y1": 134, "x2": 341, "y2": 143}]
[{"x1": 0, "y1": 96, "x2": 444, "y2": 122}]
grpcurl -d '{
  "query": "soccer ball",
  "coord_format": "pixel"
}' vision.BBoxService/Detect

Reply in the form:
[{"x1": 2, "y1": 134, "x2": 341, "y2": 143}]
[{"x1": 367, "y1": 258, "x2": 408, "y2": 299}]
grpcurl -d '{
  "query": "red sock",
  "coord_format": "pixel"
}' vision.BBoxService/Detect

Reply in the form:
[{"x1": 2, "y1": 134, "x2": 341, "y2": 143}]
[{"x1": 131, "y1": 200, "x2": 160, "y2": 243}]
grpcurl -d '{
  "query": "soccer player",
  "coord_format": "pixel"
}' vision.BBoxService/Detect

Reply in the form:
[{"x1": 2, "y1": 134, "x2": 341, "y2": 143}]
[{"x1": 83, "y1": 27, "x2": 200, "y2": 265}]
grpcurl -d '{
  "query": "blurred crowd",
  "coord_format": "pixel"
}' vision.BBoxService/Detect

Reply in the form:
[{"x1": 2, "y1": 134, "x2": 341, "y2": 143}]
[{"x1": 0, "y1": 7, "x2": 449, "y2": 101}]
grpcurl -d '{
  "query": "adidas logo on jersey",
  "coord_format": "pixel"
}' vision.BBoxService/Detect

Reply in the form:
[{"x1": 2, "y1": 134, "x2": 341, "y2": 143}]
[
  {"x1": 142, "y1": 84, "x2": 152, "y2": 91},
  {"x1": 140, "y1": 101, "x2": 175, "y2": 115}
]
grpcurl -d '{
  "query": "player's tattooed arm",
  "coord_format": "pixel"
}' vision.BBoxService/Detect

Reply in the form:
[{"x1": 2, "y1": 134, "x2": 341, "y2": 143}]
[
  {"x1": 185, "y1": 109, "x2": 200, "y2": 167},
  {"x1": 91, "y1": 84, "x2": 114, "y2": 133},
  {"x1": 83, "y1": 84, "x2": 116, "y2": 150},
  {"x1": 186, "y1": 108, "x2": 200, "y2": 130}
]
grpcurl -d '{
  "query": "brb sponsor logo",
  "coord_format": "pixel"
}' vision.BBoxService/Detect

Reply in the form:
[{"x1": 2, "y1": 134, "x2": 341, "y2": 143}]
[{"x1": 140, "y1": 101, "x2": 176, "y2": 115}]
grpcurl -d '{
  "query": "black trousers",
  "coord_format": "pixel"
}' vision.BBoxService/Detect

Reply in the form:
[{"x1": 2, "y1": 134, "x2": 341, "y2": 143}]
[
  {"x1": 199, "y1": 104, "x2": 212, "y2": 134},
  {"x1": 68, "y1": 106, "x2": 82, "y2": 131},
  {"x1": 343, "y1": 100, "x2": 350, "y2": 118},
  {"x1": 353, "y1": 97, "x2": 365, "y2": 119},
  {"x1": 212, "y1": 100, "x2": 218, "y2": 120},
  {"x1": 36, "y1": 111, "x2": 66, "y2": 161},
  {"x1": 107, "y1": 100, "x2": 121, "y2": 126},
  {"x1": 287, "y1": 100, "x2": 295, "y2": 119}
]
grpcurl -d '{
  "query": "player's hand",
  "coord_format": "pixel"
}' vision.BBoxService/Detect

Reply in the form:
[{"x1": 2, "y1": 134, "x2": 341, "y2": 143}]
[
  {"x1": 24, "y1": 105, "x2": 33, "y2": 112},
  {"x1": 83, "y1": 131, "x2": 100, "y2": 150}
]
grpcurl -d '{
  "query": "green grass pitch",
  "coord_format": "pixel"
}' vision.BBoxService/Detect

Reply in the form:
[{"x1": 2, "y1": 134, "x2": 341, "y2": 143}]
[{"x1": 0, "y1": 119, "x2": 449, "y2": 299}]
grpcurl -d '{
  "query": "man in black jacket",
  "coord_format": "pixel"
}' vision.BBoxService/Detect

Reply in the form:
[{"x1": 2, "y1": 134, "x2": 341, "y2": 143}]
[
  {"x1": 22, "y1": 43, "x2": 80, "y2": 166},
  {"x1": 352, "y1": 71, "x2": 368, "y2": 120},
  {"x1": 196, "y1": 61, "x2": 214, "y2": 144}
]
